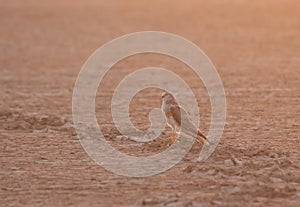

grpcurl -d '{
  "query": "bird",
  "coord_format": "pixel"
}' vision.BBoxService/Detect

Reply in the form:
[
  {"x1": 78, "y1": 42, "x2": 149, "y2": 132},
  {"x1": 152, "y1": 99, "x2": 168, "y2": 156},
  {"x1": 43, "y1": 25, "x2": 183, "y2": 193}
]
[{"x1": 161, "y1": 91, "x2": 210, "y2": 146}]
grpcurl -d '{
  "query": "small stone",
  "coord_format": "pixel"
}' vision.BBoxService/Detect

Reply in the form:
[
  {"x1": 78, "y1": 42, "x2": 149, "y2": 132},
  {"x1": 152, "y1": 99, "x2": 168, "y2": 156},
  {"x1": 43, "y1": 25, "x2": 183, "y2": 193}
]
[
  {"x1": 270, "y1": 177, "x2": 283, "y2": 183},
  {"x1": 165, "y1": 200, "x2": 191, "y2": 207},
  {"x1": 11, "y1": 167, "x2": 18, "y2": 171},
  {"x1": 224, "y1": 159, "x2": 233, "y2": 165},
  {"x1": 230, "y1": 153, "x2": 242, "y2": 165},
  {"x1": 211, "y1": 200, "x2": 222, "y2": 205},
  {"x1": 141, "y1": 198, "x2": 159, "y2": 205},
  {"x1": 206, "y1": 169, "x2": 215, "y2": 175},
  {"x1": 183, "y1": 165, "x2": 194, "y2": 173},
  {"x1": 230, "y1": 186, "x2": 241, "y2": 194},
  {"x1": 116, "y1": 135, "x2": 128, "y2": 140}
]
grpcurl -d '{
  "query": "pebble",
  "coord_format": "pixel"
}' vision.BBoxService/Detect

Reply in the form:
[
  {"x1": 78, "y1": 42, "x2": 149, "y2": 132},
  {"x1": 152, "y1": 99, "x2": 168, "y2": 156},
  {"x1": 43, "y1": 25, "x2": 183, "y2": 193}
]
[
  {"x1": 270, "y1": 177, "x2": 283, "y2": 183},
  {"x1": 206, "y1": 169, "x2": 216, "y2": 175},
  {"x1": 141, "y1": 198, "x2": 159, "y2": 205},
  {"x1": 230, "y1": 186, "x2": 241, "y2": 194},
  {"x1": 116, "y1": 135, "x2": 129, "y2": 140},
  {"x1": 165, "y1": 200, "x2": 191, "y2": 207},
  {"x1": 224, "y1": 159, "x2": 234, "y2": 165}
]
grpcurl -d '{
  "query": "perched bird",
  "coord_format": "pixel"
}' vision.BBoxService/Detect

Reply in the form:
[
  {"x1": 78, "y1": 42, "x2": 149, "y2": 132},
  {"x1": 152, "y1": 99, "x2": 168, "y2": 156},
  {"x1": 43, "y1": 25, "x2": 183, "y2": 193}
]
[{"x1": 161, "y1": 91, "x2": 210, "y2": 146}]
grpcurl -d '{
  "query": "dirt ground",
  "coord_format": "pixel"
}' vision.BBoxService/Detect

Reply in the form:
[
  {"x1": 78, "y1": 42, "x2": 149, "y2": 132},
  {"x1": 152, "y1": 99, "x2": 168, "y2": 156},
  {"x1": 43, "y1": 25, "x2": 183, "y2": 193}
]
[{"x1": 0, "y1": 0, "x2": 299, "y2": 206}]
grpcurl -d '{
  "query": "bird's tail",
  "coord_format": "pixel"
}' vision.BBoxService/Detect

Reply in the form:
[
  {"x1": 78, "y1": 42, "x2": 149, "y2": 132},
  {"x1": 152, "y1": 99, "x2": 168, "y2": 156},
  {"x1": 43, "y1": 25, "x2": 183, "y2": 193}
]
[{"x1": 195, "y1": 129, "x2": 210, "y2": 146}]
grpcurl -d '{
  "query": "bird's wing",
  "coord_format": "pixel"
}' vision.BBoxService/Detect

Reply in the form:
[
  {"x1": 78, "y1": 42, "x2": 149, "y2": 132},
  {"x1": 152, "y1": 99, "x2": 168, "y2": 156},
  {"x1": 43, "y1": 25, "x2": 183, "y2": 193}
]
[
  {"x1": 171, "y1": 105, "x2": 209, "y2": 145},
  {"x1": 172, "y1": 105, "x2": 198, "y2": 132},
  {"x1": 170, "y1": 105, "x2": 182, "y2": 126}
]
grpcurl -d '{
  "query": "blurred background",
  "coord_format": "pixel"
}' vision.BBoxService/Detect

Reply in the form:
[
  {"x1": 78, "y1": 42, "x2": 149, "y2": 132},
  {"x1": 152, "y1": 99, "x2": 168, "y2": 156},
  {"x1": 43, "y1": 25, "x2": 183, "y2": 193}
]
[{"x1": 0, "y1": 1, "x2": 299, "y2": 206}]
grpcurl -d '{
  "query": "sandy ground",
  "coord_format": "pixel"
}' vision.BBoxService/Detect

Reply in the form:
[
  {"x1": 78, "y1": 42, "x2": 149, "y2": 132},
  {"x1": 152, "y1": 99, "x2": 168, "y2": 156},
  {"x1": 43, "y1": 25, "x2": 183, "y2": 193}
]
[{"x1": 0, "y1": 0, "x2": 300, "y2": 206}]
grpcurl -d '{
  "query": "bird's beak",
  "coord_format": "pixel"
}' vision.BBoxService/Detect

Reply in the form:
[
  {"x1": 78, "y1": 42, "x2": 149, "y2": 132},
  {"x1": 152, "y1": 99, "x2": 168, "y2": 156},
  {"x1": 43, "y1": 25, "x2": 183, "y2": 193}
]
[{"x1": 161, "y1": 92, "x2": 167, "y2": 98}]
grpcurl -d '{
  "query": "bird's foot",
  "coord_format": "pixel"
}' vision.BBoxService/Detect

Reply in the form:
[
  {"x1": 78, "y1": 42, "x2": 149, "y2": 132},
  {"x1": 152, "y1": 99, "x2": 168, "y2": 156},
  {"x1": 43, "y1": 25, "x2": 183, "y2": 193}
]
[
  {"x1": 169, "y1": 131, "x2": 178, "y2": 145},
  {"x1": 169, "y1": 136, "x2": 175, "y2": 145}
]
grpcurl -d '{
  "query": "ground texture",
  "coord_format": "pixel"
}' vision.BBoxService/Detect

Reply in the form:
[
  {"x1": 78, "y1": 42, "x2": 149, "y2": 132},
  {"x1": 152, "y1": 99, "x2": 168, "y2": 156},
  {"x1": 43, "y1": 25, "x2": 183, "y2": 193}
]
[{"x1": 0, "y1": 0, "x2": 299, "y2": 206}]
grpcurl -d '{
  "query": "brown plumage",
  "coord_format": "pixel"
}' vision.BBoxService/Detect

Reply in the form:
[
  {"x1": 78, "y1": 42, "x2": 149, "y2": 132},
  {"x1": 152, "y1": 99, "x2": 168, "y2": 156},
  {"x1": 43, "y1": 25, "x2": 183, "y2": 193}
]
[{"x1": 161, "y1": 91, "x2": 210, "y2": 145}]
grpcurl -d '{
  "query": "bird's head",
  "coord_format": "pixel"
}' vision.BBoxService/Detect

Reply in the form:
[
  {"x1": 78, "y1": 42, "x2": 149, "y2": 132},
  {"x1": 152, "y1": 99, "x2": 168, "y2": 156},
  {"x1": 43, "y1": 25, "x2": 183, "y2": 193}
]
[
  {"x1": 161, "y1": 91, "x2": 168, "y2": 98},
  {"x1": 161, "y1": 91, "x2": 175, "y2": 101},
  {"x1": 161, "y1": 91, "x2": 170, "y2": 98}
]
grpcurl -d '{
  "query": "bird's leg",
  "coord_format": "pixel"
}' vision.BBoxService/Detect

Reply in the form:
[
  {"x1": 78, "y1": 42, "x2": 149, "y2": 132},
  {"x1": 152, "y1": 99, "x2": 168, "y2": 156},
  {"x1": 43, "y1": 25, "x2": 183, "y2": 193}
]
[{"x1": 169, "y1": 130, "x2": 177, "y2": 145}]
